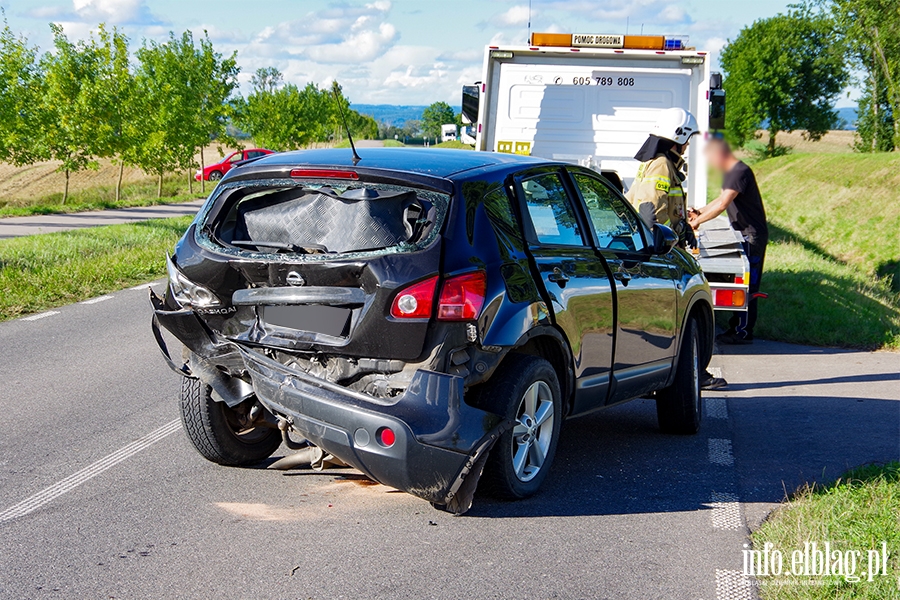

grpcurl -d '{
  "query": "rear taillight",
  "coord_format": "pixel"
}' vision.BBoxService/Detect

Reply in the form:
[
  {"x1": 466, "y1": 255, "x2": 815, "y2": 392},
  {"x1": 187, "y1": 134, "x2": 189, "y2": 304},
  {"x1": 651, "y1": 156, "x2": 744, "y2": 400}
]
[
  {"x1": 390, "y1": 272, "x2": 487, "y2": 321},
  {"x1": 437, "y1": 271, "x2": 486, "y2": 321},
  {"x1": 390, "y1": 276, "x2": 438, "y2": 319}
]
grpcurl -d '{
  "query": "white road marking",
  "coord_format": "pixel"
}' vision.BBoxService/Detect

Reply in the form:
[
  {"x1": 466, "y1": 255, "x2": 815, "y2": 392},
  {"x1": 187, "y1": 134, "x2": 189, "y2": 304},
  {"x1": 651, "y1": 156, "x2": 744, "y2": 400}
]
[
  {"x1": 707, "y1": 366, "x2": 723, "y2": 379},
  {"x1": 709, "y1": 492, "x2": 743, "y2": 530},
  {"x1": 0, "y1": 420, "x2": 181, "y2": 524},
  {"x1": 22, "y1": 311, "x2": 60, "y2": 321},
  {"x1": 705, "y1": 397, "x2": 729, "y2": 419},
  {"x1": 80, "y1": 295, "x2": 113, "y2": 305},
  {"x1": 715, "y1": 569, "x2": 753, "y2": 600},
  {"x1": 709, "y1": 438, "x2": 735, "y2": 466},
  {"x1": 129, "y1": 283, "x2": 152, "y2": 291}
]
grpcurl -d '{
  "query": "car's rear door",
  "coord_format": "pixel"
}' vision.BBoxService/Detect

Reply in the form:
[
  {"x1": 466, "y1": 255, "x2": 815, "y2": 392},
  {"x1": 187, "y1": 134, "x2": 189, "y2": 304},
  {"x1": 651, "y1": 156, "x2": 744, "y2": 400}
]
[
  {"x1": 568, "y1": 170, "x2": 678, "y2": 402},
  {"x1": 514, "y1": 168, "x2": 615, "y2": 414}
]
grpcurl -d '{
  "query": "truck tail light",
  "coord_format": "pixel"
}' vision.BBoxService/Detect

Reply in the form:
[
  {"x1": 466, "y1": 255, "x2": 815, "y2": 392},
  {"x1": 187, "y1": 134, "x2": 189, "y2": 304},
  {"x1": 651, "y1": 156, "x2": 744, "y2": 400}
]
[
  {"x1": 390, "y1": 276, "x2": 438, "y2": 319},
  {"x1": 438, "y1": 271, "x2": 486, "y2": 321},
  {"x1": 715, "y1": 289, "x2": 746, "y2": 307}
]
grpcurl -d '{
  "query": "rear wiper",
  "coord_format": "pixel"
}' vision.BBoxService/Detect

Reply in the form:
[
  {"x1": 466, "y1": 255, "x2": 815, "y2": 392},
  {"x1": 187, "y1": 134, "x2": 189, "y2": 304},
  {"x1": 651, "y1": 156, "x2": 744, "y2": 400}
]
[{"x1": 231, "y1": 240, "x2": 329, "y2": 254}]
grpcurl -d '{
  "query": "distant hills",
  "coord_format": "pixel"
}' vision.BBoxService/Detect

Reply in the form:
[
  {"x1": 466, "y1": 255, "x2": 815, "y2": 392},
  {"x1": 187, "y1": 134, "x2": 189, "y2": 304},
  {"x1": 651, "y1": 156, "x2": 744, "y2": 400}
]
[
  {"x1": 352, "y1": 104, "x2": 428, "y2": 126},
  {"x1": 354, "y1": 103, "x2": 860, "y2": 130},
  {"x1": 835, "y1": 107, "x2": 858, "y2": 130}
]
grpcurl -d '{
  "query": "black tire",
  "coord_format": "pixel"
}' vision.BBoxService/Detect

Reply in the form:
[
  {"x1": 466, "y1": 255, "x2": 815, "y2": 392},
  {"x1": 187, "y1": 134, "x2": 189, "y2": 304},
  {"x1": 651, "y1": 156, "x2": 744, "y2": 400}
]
[
  {"x1": 179, "y1": 377, "x2": 282, "y2": 466},
  {"x1": 207, "y1": 170, "x2": 223, "y2": 181},
  {"x1": 477, "y1": 354, "x2": 563, "y2": 499},
  {"x1": 656, "y1": 317, "x2": 702, "y2": 434}
]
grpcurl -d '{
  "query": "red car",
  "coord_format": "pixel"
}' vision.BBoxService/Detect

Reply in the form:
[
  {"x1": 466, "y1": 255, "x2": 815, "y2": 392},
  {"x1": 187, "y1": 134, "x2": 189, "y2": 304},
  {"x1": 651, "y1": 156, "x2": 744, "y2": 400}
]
[{"x1": 195, "y1": 148, "x2": 274, "y2": 181}]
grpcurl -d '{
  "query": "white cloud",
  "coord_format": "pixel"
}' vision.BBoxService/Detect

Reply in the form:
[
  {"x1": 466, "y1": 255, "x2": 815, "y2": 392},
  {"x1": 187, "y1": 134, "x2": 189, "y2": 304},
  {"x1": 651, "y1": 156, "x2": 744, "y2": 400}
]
[
  {"x1": 30, "y1": 0, "x2": 163, "y2": 25},
  {"x1": 497, "y1": 5, "x2": 532, "y2": 27}
]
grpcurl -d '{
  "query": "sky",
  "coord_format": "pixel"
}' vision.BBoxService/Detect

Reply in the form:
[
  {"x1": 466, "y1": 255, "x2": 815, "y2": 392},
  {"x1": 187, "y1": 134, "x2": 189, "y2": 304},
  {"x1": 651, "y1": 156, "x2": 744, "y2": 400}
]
[{"x1": 2, "y1": 0, "x2": 857, "y2": 107}]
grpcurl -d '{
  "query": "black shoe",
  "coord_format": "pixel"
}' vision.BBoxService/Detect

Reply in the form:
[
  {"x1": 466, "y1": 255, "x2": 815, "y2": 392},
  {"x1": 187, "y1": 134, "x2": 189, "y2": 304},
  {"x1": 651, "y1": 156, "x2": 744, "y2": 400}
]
[
  {"x1": 701, "y1": 374, "x2": 728, "y2": 390},
  {"x1": 716, "y1": 332, "x2": 753, "y2": 345}
]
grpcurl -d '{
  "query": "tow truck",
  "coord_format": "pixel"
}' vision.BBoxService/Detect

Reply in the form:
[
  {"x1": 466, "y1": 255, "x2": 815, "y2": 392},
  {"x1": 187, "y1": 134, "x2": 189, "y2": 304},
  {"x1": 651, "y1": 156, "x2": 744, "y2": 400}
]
[{"x1": 462, "y1": 32, "x2": 750, "y2": 312}]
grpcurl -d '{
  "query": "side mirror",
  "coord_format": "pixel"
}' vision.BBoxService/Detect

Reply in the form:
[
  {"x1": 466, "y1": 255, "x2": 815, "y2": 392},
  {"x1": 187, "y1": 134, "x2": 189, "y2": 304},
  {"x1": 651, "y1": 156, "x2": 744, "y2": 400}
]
[
  {"x1": 461, "y1": 84, "x2": 481, "y2": 125},
  {"x1": 651, "y1": 224, "x2": 679, "y2": 255}
]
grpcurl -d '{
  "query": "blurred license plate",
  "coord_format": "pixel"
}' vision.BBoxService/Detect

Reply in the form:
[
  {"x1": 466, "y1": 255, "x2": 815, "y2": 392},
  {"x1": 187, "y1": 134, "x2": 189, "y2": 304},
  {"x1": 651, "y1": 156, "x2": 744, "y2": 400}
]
[{"x1": 263, "y1": 305, "x2": 351, "y2": 337}]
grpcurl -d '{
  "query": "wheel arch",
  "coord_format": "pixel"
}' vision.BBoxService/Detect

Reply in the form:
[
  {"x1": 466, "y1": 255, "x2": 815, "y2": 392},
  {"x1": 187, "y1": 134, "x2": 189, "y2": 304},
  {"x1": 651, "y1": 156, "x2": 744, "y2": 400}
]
[
  {"x1": 666, "y1": 291, "x2": 714, "y2": 387},
  {"x1": 505, "y1": 326, "x2": 576, "y2": 416}
]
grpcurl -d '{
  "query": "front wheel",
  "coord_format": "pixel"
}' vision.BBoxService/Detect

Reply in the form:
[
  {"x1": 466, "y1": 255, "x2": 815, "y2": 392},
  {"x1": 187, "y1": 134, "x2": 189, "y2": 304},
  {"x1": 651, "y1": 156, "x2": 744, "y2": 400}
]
[
  {"x1": 477, "y1": 354, "x2": 563, "y2": 499},
  {"x1": 207, "y1": 170, "x2": 223, "y2": 181},
  {"x1": 179, "y1": 378, "x2": 282, "y2": 466},
  {"x1": 656, "y1": 317, "x2": 702, "y2": 434}
]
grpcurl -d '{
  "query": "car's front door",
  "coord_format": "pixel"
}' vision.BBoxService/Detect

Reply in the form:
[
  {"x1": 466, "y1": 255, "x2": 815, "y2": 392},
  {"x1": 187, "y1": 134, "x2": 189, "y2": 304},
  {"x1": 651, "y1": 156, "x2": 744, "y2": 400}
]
[
  {"x1": 568, "y1": 170, "x2": 678, "y2": 402},
  {"x1": 515, "y1": 169, "x2": 615, "y2": 414}
]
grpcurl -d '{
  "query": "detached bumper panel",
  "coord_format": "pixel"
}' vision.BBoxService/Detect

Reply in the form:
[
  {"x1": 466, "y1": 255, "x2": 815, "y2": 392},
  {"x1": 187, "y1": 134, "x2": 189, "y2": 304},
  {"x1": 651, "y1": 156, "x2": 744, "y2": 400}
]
[{"x1": 238, "y1": 347, "x2": 506, "y2": 504}]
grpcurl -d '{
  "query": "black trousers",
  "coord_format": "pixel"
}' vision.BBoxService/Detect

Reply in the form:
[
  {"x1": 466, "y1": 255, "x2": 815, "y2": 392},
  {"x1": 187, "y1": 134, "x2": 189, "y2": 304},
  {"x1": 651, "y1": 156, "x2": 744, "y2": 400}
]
[{"x1": 728, "y1": 239, "x2": 767, "y2": 339}]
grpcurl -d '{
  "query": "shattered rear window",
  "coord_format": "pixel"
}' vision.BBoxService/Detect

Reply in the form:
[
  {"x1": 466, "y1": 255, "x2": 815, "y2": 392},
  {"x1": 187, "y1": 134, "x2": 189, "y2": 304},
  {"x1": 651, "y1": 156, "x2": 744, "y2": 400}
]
[{"x1": 194, "y1": 179, "x2": 450, "y2": 261}]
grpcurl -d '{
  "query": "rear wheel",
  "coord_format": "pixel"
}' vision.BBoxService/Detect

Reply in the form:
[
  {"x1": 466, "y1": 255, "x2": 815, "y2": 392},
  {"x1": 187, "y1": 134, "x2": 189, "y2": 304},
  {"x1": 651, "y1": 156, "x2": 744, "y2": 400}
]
[
  {"x1": 179, "y1": 378, "x2": 281, "y2": 466},
  {"x1": 478, "y1": 354, "x2": 563, "y2": 499},
  {"x1": 207, "y1": 170, "x2": 223, "y2": 181},
  {"x1": 656, "y1": 317, "x2": 702, "y2": 434}
]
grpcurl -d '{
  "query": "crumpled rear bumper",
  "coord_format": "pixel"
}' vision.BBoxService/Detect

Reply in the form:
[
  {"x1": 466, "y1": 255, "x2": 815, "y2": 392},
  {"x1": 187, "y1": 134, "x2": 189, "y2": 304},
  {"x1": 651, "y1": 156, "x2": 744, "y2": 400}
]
[
  {"x1": 150, "y1": 291, "x2": 508, "y2": 511},
  {"x1": 238, "y1": 346, "x2": 507, "y2": 508}
]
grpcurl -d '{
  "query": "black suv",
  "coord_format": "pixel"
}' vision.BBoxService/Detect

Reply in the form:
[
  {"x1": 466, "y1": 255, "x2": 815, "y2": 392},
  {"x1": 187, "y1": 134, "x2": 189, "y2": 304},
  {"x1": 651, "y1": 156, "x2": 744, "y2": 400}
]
[{"x1": 151, "y1": 148, "x2": 713, "y2": 514}]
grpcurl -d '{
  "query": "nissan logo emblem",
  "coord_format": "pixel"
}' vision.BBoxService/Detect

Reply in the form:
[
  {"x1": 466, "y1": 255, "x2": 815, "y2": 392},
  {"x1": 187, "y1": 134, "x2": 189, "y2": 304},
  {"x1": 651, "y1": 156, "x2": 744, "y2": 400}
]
[{"x1": 286, "y1": 271, "x2": 306, "y2": 287}]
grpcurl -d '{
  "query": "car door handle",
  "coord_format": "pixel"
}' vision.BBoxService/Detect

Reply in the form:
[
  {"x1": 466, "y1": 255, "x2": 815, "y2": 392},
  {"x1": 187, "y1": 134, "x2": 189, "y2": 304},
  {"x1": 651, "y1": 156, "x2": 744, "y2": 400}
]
[{"x1": 548, "y1": 268, "x2": 569, "y2": 286}]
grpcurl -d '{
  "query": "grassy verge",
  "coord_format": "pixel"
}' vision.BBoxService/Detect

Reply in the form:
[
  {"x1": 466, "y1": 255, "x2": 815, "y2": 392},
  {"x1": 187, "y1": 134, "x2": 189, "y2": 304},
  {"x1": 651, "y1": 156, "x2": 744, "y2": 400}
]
[
  {"x1": 433, "y1": 140, "x2": 475, "y2": 150},
  {"x1": 718, "y1": 152, "x2": 900, "y2": 349},
  {"x1": 0, "y1": 174, "x2": 202, "y2": 218},
  {"x1": 0, "y1": 216, "x2": 191, "y2": 320},
  {"x1": 751, "y1": 463, "x2": 900, "y2": 599}
]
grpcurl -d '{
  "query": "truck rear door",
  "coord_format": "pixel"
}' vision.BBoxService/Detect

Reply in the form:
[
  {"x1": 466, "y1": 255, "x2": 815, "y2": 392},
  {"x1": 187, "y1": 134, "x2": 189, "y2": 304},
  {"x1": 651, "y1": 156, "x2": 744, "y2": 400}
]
[
  {"x1": 486, "y1": 57, "x2": 694, "y2": 189},
  {"x1": 513, "y1": 168, "x2": 615, "y2": 413}
]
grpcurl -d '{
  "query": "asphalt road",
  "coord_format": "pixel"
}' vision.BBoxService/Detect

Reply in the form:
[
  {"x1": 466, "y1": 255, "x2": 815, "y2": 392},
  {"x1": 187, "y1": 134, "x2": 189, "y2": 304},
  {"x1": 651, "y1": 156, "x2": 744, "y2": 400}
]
[
  {"x1": 0, "y1": 288, "x2": 897, "y2": 600},
  {"x1": 0, "y1": 200, "x2": 206, "y2": 239}
]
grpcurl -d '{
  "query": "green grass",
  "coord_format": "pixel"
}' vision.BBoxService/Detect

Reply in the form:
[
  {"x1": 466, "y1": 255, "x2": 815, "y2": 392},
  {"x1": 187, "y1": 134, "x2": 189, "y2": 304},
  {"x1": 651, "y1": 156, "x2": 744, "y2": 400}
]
[
  {"x1": 721, "y1": 152, "x2": 900, "y2": 349},
  {"x1": 0, "y1": 216, "x2": 191, "y2": 320},
  {"x1": 751, "y1": 463, "x2": 900, "y2": 599},
  {"x1": 334, "y1": 139, "x2": 405, "y2": 148},
  {"x1": 0, "y1": 174, "x2": 202, "y2": 218},
  {"x1": 432, "y1": 140, "x2": 475, "y2": 150}
]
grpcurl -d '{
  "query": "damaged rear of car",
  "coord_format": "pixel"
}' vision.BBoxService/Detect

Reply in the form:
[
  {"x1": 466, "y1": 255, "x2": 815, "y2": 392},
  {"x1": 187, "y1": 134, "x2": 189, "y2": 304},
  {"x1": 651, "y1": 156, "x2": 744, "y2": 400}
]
[{"x1": 151, "y1": 150, "x2": 546, "y2": 513}]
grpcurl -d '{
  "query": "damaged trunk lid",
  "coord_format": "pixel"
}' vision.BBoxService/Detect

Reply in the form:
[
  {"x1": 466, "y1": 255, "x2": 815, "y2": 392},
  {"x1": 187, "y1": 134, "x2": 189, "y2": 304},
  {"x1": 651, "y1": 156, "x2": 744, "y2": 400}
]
[{"x1": 191, "y1": 177, "x2": 451, "y2": 365}]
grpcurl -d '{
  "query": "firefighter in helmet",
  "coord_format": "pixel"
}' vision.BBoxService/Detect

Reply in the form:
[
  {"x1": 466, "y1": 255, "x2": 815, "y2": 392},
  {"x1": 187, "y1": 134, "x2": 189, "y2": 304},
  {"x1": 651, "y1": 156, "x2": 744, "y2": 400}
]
[{"x1": 626, "y1": 107, "x2": 699, "y2": 248}]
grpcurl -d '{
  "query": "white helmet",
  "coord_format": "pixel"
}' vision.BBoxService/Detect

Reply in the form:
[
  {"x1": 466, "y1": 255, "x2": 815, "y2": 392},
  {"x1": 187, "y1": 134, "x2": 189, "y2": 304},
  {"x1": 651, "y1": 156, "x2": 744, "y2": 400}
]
[{"x1": 651, "y1": 108, "x2": 699, "y2": 145}]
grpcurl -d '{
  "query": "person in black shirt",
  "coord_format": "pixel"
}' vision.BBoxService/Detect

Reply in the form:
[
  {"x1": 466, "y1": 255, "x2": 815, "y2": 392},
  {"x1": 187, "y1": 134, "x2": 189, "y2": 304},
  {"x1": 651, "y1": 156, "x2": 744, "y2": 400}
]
[{"x1": 689, "y1": 138, "x2": 768, "y2": 344}]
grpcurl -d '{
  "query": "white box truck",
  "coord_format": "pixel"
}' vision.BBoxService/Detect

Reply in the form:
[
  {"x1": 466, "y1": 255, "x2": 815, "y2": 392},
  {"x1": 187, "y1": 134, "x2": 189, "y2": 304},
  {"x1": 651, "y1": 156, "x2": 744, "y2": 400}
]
[{"x1": 463, "y1": 32, "x2": 750, "y2": 312}]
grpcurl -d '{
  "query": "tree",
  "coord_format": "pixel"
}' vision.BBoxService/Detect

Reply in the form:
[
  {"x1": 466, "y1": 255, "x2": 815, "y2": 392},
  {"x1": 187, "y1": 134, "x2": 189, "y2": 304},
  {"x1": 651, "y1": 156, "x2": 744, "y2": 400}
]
[
  {"x1": 831, "y1": 0, "x2": 900, "y2": 151},
  {"x1": 40, "y1": 24, "x2": 110, "y2": 203},
  {"x1": 133, "y1": 31, "x2": 238, "y2": 197},
  {"x1": 90, "y1": 25, "x2": 136, "y2": 201},
  {"x1": 720, "y1": 7, "x2": 849, "y2": 155},
  {"x1": 234, "y1": 71, "x2": 374, "y2": 150},
  {"x1": 188, "y1": 33, "x2": 239, "y2": 193},
  {"x1": 421, "y1": 101, "x2": 456, "y2": 139},
  {"x1": 0, "y1": 19, "x2": 44, "y2": 166}
]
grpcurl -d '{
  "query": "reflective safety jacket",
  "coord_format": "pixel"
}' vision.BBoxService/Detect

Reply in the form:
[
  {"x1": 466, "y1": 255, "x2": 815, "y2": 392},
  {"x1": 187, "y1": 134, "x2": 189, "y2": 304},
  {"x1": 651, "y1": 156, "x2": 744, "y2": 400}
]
[{"x1": 626, "y1": 154, "x2": 686, "y2": 229}]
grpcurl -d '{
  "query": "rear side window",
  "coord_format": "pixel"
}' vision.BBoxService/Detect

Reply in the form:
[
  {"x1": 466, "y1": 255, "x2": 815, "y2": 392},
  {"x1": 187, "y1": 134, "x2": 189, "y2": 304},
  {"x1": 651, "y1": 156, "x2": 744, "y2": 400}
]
[
  {"x1": 521, "y1": 173, "x2": 583, "y2": 246},
  {"x1": 572, "y1": 173, "x2": 644, "y2": 252}
]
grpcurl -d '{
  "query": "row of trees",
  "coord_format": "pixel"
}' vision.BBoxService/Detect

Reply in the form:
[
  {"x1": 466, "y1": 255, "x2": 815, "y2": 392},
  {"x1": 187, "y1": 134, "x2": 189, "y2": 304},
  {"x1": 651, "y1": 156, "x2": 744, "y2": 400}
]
[
  {"x1": 721, "y1": 1, "x2": 899, "y2": 155},
  {"x1": 234, "y1": 67, "x2": 376, "y2": 151},
  {"x1": 0, "y1": 22, "x2": 377, "y2": 202}
]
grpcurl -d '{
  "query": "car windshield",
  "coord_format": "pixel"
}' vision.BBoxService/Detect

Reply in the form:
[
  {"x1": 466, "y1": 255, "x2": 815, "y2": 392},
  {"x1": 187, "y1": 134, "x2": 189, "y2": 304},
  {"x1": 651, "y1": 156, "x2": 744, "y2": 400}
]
[{"x1": 195, "y1": 178, "x2": 450, "y2": 261}]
